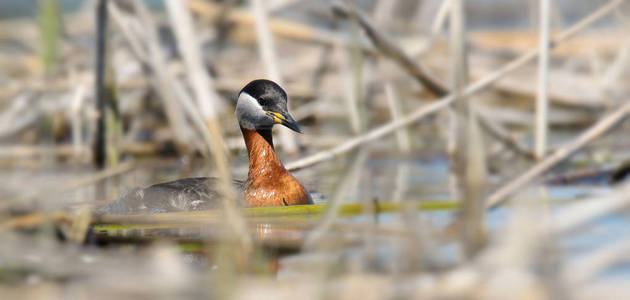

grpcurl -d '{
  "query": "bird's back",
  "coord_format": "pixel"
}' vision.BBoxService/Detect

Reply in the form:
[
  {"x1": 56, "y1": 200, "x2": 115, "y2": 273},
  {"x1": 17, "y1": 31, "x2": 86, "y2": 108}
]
[{"x1": 100, "y1": 177, "x2": 245, "y2": 214}]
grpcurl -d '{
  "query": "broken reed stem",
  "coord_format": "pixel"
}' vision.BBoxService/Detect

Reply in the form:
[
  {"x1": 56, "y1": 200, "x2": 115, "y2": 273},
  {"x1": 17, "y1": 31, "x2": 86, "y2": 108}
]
[
  {"x1": 251, "y1": 0, "x2": 298, "y2": 155},
  {"x1": 165, "y1": 0, "x2": 251, "y2": 253},
  {"x1": 487, "y1": 101, "x2": 630, "y2": 209},
  {"x1": 286, "y1": 0, "x2": 623, "y2": 172},
  {"x1": 535, "y1": 0, "x2": 551, "y2": 159},
  {"x1": 333, "y1": 2, "x2": 449, "y2": 97}
]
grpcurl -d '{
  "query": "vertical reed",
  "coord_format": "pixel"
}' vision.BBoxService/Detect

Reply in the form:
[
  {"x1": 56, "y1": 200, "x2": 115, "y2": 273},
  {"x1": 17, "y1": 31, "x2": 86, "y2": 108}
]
[
  {"x1": 384, "y1": 83, "x2": 410, "y2": 154},
  {"x1": 94, "y1": 0, "x2": 108, "y2": 168},
  {"x1": 535, "y1": 0, "x2": 551, "y2": 160},
  {"x1": 70, "y1": 81, "x2": 86, "y2": 160},
  {"x1": 450, "y1": 0, "x2": 487, "y2": 257},
  {"x1": 37, "y1": 0, "x2": 60, "y2": 76},
  {"x1": 337, "y1": 44, "x2": 362, "y2": 134},
  {"x1": 104, "y1": 56, "x2": 121, "y2": 168},
  {"x1": 348, "y1": 5, "x2": 367, "y2": 133}
]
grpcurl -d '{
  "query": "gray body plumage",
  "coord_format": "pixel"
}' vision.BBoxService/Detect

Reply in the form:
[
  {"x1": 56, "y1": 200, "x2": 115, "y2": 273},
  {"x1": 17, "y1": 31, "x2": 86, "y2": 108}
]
[{"x1": 100, "y1": 178, "x2": 245, "y2": 214}]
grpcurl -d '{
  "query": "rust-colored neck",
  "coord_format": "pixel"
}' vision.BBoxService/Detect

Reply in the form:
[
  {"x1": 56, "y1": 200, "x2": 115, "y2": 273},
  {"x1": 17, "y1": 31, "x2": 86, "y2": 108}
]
[
  {"x1": 241, "y1": 127, "x2": 285, "y2": 177},
  {"x1": 240, "y1": 127, "x2": 312, "y2": 207}
]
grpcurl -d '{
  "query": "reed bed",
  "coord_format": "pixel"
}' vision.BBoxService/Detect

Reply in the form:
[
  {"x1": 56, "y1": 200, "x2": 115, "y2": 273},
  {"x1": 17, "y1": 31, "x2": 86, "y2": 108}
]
[{"x1": 1, "y1": 0, "x2": 630, "y2": 299}]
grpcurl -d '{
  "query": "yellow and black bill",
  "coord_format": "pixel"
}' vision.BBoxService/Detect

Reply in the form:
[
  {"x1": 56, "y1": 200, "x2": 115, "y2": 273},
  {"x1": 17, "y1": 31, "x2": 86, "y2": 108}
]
[{"x1": 266, "y1": 111, "x2": 302, "y2": 133}]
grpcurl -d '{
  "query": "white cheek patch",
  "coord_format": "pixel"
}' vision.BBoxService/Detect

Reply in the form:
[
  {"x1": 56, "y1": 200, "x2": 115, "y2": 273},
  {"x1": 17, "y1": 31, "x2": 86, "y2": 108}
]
[{"x1": 236, "y1": 92, "x2": 266, "y2": 129}]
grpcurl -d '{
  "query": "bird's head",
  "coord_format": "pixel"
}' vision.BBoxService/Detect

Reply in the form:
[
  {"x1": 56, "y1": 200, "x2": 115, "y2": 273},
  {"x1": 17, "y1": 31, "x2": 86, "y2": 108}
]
[{"x1": 235, "y1": 79, "x2": 302, "y2": 133}]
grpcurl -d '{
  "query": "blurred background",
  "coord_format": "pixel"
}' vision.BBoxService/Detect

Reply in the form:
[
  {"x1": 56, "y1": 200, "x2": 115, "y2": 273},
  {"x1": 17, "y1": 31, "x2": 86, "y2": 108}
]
[{"x1": 1, "y1": 0, "x2": 630, "y2": 299}]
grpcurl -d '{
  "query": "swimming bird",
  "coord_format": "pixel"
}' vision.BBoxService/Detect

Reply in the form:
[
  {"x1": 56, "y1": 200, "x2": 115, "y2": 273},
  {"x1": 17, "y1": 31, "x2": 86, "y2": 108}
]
[{"x1": 102, "y1": 79, "x2": 312, "y2": 214}]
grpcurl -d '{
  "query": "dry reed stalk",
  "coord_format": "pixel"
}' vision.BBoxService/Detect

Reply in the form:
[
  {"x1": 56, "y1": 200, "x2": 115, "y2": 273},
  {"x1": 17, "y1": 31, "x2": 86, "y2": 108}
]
[
  {"x1": 337, "y1": 44, "x2": 362, "y2": 134},
  {"x1": 251, "y1": 0, "x2": 298, "y2": 155},
  {"x1": 68, "y1": 206, "x2": 92, "y2": 244},
  {"x1": 69, "y1": 81, "x2": 86, "y2": 159},
  {"x1": 303, "y1": 150, "x2": 368, "y2": 250},
  {"x1": 475, "y1": 109, "x2": 536, "y2": 159},
  {"x1": 462, "y1": 106, "x2": 487, "y2": 257},
  {"x1": 602, "y1": 39, "x2": 630, "y2": 92},
  {"x1": 336, "y1": 1, "x2": 547, "y2": 160},
  {"x1": 487, "y1": 101, "x2": 630, "y2": 209},
  {"x1": 551, "y1": 183, "x2": 630, "y2": 234},
  {"x1": 110, "y1": 1, "x2": 211, "y2": 154},
  {"x1": 448, "y1": 0, "x2": 466, "y2": 181},
  {"x1": 130, "y1": 0, "x2": 191, "y2": 151},
  {"x1": 445, "y1": 0, "x2": 461, "y2": 207},
  {"x1": 391, "y1": 165, "x2": 410, "y2": 204},
  {"x1": 449, "y1": 0, "x2": 487, "y2": 258},
  {"x1": 0, "y1": 94, "x2": 35, "y2": 139},
  {"x1": 431, "y1": 0, "x2": 453, "y2": 34},
  {"x1": 445, "y1": 108, "x2": 458, "y2": 159},
  {"x1": 349, "y1": 6, "x2": 368, "y2": 133},
  {"x1": 165, "y1": 0, "x2": 225, "y2": 117},
  {"x1": 535, "y1": 0, "x2": 551, "y2": 160},
  {"x1": 267, "y1": 0, "x2": 302, "y2": 12},
  {"x1": 562, "y1": 238, "x2": 630, "y2": 285},
  {"x1": 165, "y1": 0, "x2": 251, "y2": 253},
  {"x1": 286, "y1": 0, "x2": 624, "y2": 171},
  {"x1": 384, "y1": 83, "x2": 410, "y2": 153},
  {"x1": 0, "y1": 211, "x2": 71, "y2": 231},
  {"x1": 333, "y1": 2, "x2": 449, "y2": 97},
  {"x1": 107, "y1": 2, "x2": 147, "y2": 65}
]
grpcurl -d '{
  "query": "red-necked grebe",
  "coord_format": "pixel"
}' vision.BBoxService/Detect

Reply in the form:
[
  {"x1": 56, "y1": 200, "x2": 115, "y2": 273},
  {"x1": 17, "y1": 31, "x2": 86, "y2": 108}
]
[{"x1": 103, "y1": 79, "x2": 312, "y2": 214}]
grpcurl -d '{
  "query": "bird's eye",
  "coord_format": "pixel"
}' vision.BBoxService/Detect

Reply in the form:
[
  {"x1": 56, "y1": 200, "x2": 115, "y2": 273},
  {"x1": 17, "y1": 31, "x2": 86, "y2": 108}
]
[{"x1": 258, "y1": 98, "x2": 268, "y2": 106}]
